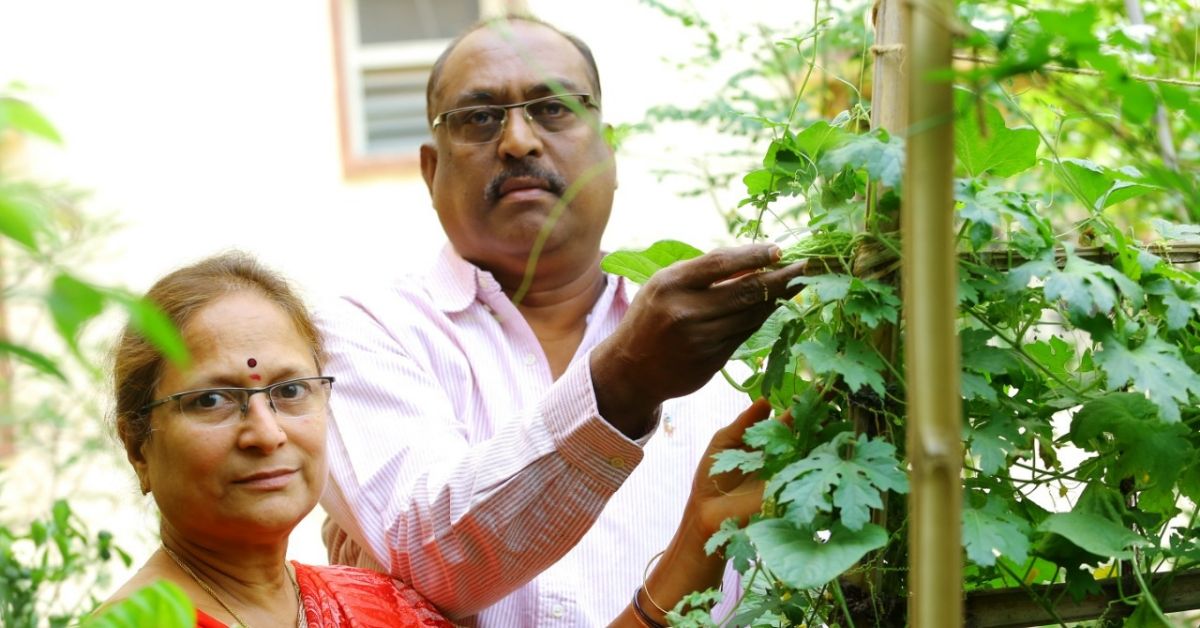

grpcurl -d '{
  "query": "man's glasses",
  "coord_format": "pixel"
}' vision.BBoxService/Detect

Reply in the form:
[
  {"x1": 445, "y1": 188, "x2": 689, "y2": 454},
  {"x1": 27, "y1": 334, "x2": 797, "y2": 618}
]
[
  {"x1": 138, "y1": 376, "x2": 335, "y2": 429},
  {"x1": 431, "y1": 93, "x2": 599, "y2": 145}
]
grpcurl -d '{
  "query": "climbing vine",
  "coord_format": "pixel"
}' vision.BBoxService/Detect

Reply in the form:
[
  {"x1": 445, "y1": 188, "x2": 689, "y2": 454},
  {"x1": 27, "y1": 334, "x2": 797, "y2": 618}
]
[{"x1": 606, "y1": 0, "x2": 1200, "y2": 625}]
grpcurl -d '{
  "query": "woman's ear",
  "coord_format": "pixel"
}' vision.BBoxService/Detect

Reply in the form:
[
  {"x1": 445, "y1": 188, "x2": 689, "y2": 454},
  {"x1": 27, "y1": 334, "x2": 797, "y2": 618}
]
[{"x1": 128, "y1": 437, "x2": 152, "y2": 494}]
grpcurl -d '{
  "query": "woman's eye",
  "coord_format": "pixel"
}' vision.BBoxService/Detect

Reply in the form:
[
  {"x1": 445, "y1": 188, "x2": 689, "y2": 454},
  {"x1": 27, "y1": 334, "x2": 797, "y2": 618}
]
[
  {"x1": 275, "y1": 382, "x2": 312, "y2": 400},
  {"x1": 183, "y1": 391, "x2": 235, "y2": 413}
]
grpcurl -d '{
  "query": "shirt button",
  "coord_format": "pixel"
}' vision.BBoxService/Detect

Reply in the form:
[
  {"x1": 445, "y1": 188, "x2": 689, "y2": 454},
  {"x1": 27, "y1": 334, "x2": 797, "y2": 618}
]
[
  {"x1": 608, "y1": 456, "x2": 626, "y2": 469},
  {"x1": 524, "y1": 353, "x2": 536, "y2": 366},
  {"x1": 551, "y1": 605, "x2": 564, "y2": 618}
]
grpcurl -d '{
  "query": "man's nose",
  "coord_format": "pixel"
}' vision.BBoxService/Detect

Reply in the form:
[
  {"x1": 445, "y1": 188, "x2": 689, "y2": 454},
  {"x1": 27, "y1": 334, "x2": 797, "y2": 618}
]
[{"x1": 496, "y1": 107, "x2": 544, "y2": 160}]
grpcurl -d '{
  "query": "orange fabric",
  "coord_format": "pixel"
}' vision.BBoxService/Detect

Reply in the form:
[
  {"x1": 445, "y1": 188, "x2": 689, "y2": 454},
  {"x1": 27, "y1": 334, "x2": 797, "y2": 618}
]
[{"x1": 194, "y1": 562, "x2": 453, "y2": 628}]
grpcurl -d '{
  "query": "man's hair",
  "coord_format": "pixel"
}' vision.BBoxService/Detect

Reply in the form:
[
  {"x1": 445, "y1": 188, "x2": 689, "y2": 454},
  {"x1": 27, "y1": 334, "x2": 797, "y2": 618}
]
[{"x1": 425, "y1": 14, "x2": 602, "y2": 123}]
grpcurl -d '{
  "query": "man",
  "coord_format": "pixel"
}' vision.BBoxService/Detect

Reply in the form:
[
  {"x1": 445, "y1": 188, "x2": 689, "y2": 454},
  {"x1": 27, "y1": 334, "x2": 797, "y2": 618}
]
[{"x1": 317, "y1": 15, "x2": 805, "y2": 626}]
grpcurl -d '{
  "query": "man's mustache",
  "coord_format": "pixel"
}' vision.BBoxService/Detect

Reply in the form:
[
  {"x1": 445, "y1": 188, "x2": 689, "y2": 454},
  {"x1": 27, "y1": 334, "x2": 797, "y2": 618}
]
[{"x1": 485, "y1": 161, "x2": 568, "y2": 203}]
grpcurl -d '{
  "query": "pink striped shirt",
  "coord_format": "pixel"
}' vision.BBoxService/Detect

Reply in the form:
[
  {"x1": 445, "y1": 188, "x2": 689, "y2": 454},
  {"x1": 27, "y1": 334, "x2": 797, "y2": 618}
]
[{"x1": 317, "y1": 245, "x2": 745, "y2": 626}]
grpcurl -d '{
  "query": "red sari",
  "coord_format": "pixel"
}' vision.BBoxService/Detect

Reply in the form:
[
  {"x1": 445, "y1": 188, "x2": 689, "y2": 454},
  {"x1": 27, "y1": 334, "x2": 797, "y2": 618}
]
[{"x1": 195, "y1": 562, "x2": 453, "y2": 628}]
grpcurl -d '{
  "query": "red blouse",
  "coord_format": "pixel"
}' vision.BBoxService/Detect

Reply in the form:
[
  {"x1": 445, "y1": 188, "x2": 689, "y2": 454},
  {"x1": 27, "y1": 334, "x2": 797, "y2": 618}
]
[{"x1": 195, "y1": 562, "x2": 453, "y2": 628}]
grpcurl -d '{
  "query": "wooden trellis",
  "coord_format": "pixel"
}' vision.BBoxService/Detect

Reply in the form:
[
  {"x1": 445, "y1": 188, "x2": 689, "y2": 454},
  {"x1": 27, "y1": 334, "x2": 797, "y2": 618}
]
[{"x1": 862, "y1": 0, "x2": 1200, "y2": 625}]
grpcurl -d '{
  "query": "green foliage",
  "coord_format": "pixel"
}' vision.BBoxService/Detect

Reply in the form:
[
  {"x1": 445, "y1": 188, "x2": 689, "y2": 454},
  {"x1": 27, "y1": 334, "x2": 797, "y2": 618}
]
[
  {"x1": 600, "y1": 239, "x2": 704, "y2": 284},
  {"x1": 0, "y1": 501, "x2": 131, "y2": 628},
  {"x1": 0, "y1": 90, "x2": 193, "y2": 627},
  {"x1": 628, "y1": 0, "x2": 1200, "y2": 623},
  {"x1": 83, "y1": 581, "x2": 193, "y2": 628}
]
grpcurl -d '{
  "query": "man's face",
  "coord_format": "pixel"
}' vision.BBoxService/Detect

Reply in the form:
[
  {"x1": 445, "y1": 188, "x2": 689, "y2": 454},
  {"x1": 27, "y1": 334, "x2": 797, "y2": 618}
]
[{"x1": 420, "y1": 22, "x2": 617, "y2": 277}]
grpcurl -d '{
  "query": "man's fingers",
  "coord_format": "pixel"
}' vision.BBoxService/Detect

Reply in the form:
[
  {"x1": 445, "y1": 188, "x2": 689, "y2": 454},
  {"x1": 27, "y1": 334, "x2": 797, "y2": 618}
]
[
  {"x1": 667, "y1": 244, "x2": 781, "y2": 289},
  {"x1": 709, "y1": 398, "x2": 773, "y2": 451},
  {"x1": 700, "y1": 260, "x2": 808, "y2": 319}
]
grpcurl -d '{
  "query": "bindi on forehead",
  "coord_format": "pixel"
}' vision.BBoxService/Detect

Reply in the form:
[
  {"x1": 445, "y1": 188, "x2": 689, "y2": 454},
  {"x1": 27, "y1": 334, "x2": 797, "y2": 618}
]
[{"x1": 247, "y1": 357, "x2": 261, "y2": 381}]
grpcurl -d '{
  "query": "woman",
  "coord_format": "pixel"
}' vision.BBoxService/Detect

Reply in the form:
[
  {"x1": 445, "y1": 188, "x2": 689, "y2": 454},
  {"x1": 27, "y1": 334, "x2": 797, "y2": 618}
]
[{"x1": 105, "y1": 252, "x2": 774, "y2": 627}]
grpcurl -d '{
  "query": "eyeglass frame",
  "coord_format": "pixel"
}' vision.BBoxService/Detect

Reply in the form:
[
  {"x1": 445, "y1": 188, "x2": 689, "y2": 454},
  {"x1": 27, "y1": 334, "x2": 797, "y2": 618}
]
[
  {"x1": 430, "y1": 93, "x2": 601, "y2": 145},
  {"x1": 137, "y1": 375, "x2": 337, "y2": 421}
]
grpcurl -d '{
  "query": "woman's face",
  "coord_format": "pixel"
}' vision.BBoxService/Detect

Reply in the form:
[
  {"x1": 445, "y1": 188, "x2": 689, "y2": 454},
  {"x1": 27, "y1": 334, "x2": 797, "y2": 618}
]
[{"x1": 133, "y1": 290, "x2": 327, "y2": 545}]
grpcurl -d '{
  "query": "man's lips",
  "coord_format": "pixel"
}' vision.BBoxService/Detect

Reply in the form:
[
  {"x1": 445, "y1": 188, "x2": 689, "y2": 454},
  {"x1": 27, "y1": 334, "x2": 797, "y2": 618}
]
[
  {"x1": 497, "y1": 176, "x2": 552, "y2": 197},
  {"x1": 234, "y1": 468, "x2": 298, "y2": 489}
]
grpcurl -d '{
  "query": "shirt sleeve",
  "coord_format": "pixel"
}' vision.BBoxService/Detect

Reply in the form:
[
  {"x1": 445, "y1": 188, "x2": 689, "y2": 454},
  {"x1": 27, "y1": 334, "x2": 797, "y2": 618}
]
[{"x1": 316, "y1": 294, "x2": 646, "y2": 620}]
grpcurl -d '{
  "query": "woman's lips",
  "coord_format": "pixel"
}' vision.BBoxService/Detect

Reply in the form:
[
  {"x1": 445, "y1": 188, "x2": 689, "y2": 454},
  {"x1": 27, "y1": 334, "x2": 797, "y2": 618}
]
[{"x1": 234, "y1": 468, "x2": 298, "y2": 490}]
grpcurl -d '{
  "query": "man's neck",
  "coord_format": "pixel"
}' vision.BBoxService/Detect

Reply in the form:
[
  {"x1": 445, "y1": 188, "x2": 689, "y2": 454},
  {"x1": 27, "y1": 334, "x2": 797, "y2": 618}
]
[{"x1": 489, "y1": 250, "x2": 608, "y2": 379}]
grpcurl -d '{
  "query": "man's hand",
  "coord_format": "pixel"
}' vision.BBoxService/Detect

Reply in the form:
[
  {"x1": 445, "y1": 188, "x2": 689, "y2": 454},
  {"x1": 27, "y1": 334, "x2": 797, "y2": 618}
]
[{"x1": 590, "y1": 244, "x2": 806, "y2": 437}]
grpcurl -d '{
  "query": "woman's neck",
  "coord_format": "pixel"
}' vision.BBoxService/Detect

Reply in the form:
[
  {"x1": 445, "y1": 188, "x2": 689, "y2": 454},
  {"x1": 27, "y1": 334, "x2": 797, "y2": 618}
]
[{"x1": 159, "y1": 526, "x2": 298, "y2": 627}]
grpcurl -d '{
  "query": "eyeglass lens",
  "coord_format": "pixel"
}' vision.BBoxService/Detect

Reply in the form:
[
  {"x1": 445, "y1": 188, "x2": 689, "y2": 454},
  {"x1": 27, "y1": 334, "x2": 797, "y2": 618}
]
[
  {"x1": 175, "y1": 378, "x2": 331, "y2": 427},
  {"x1": 445, "y1": 95, "x2": 589, "y2": 145}
]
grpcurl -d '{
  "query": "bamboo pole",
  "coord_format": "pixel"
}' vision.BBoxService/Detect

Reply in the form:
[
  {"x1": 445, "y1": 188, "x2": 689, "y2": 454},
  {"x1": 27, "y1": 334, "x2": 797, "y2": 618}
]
[
  {"x1": 835, "y1": 3, "x2": 909, "y2": 616},
  {"x1": 903, "y1": 0, "x2": 962, "y2": 624}
]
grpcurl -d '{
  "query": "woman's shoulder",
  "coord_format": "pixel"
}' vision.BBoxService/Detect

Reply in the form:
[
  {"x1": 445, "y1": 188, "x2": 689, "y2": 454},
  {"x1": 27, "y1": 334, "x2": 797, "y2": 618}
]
[{"x1": 292, "y1": 562, "x2": 453, "y2": 628}]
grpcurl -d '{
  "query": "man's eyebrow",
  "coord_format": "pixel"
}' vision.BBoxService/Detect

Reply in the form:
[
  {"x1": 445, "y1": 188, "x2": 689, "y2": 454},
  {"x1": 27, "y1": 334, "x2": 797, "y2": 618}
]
[
  {"x1": 526, "y1": 79, "x2": 585, "y2": 97},
  {"x1": 447, "y1": 80, "x2": 589, "y2": 108}
]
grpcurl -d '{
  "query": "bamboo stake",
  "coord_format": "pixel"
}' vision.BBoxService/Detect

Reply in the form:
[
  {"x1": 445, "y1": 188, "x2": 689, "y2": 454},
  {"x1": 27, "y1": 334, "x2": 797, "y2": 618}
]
[{"x1": 904, "y1": 0, "x2": 962, "y2": 624}]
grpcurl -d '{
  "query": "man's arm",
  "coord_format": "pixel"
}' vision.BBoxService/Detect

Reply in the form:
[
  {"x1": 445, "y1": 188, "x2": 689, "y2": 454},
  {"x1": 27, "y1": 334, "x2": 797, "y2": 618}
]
[
  {"x1": 592, "y1": 244, "x2": 805, "y2": 435},
  {"x1": 318, "y1": 295, "x2": 642, "y2": 619}
]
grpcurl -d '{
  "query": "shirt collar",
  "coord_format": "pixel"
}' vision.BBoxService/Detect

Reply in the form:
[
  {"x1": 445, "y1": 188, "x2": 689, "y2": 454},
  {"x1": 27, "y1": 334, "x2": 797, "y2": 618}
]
[
  {"x1": 426, "y1": 243, "x2": 632, "y2": 314},
  {"x1": 426, "y1": 244, "x2": 484, "y2": 313}
]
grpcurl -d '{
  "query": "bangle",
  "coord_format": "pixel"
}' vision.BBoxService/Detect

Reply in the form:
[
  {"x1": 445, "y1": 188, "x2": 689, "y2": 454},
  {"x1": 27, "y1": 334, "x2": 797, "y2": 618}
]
[
  {"x1": 632, "y1": 587, "x2": 667, "y2": 628},
  {"x1": 641, "y1": 549, "x2": 670, "y2": 615}
]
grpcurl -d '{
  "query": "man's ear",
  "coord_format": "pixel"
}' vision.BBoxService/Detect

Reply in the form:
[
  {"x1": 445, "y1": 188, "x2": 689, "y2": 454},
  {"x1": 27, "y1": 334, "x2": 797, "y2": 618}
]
[
  {"x1": 419, "y1": 143, "x2": 438, "y2": 196},
  {"x1": 604, "y1": 124, "x2": 618, "y2": 190}
]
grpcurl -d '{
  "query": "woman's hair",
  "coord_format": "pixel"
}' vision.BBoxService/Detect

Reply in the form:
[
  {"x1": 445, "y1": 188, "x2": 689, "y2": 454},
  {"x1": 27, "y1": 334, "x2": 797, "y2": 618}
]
[{"x1": 112, "y1": 251, "x2": 324, "y2": 458}]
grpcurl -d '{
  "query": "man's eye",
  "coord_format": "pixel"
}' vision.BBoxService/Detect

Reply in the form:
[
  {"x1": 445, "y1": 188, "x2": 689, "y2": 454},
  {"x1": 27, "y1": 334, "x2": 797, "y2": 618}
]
[
  {"x1": 461, "y1": 109, "x2": 501, "y2": 126},
  {"x1": 531, "y1": 100, "x2": 569, "y2": 118}
]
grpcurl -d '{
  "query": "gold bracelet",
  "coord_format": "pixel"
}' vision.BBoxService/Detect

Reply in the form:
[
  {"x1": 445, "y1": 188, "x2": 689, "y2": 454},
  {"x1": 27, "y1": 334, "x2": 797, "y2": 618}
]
[{"x1": 641, "y1": 549, "x2": 670, "y2": 616}]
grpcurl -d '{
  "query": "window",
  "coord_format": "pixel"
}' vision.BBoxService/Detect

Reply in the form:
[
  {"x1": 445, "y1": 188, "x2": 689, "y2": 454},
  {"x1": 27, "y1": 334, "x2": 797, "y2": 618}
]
[{"x1": 332, "y1": 0, "x2": 522, "y2": 176}]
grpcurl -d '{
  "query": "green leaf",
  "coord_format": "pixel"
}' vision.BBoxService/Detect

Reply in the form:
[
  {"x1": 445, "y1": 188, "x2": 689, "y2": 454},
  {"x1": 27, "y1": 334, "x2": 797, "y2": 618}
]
[
  {"x1": 842, "y1": 278, "x2": 900, "y2": 329},
  {"x1": 109, "y1": 293, "x2": 190, "y2": 369},
  {"x1": 1150, "y1": 219, "x2": 1200, "y2": 242},
  {"x1": 600, "y1": 239, "x2": 704, "y2": 284},
  {"x1": 46, "y1": 273, "x2": 106, "y2": 354},
  {"x1": 1068, "y1": 393, "x2": 1193, "y2": 504},
  {"x1": 704, "y1": 518, "x2": 755, "y2": 572},
  {"x1": 0, "y1": 193, "x2": 44, "y2": 251},
  {"x1": 733, "y1": 306, "x2": 799, "y2": 361},
  {"x1": 0, "y1": 96, "x2": 63, "y2": 144},
  {"x1": 1024, "y1": 336, "x2": 1074, "y2": 384},
  {"x1": 83, "y1": 580, "x2": 194, "y2": 628},
  {"x1": 961, "y1": 371, "x2": 997, "y2": 403},
  {"x1": 1117, "y1": 80, "x2": 1157, "y2": 126},
  {"x1": 790, "y1": 273, "x2": 852, "y2": 302},
  {"x1": 963, "y1": 495, "x2": 1031, "y2": 567},
  {"x1": 1057, "y1": 158, "x2": 1155, "y2": 211},
  {"x1": 1009, "y1": 252, "x2": 1143, "y2": 318},
  {"x1": 1095, "y1": 335, "x2": 1200, "y2": 423},
  {"x1": 954, "y1": 90, "x2": 1040, "y2": 177},
  {"x1": 797, "y1": 335, "x2": 886, "y2": 396},
  {"x1": 1126, "y1": 598, "x2": 1171, "y2": 628},
  {"x1": 791, "y1": 121, "x2": 843, "y2": 158},
  {"x1": 745, "y1": 519, "x2": 888, "y2": 590},
  {"x1": 968, "y1": 418, "x2": 1022, "y2": 475},
  {"x1": 0, "y1": 341, "x2": 67, "y2": 381},
  {"x1": 819, "y1": 130, "x2": 905, "y2": 189},
  {"x1": 1038, "y1": 512, "x2": 1150, "y2": 560},
  {"x1": 742, "y1": 416, "x2": 795, "y2": 458},
  {"x1": 770, "y1": 432, "x2": 907, "y2": 531},
  {"x1": 710, "y1": 449, "x2": 764, "y2": 474}
]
